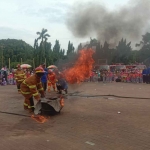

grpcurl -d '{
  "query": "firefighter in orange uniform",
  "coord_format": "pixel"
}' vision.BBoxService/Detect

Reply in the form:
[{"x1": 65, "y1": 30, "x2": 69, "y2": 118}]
[
  {"x1": 14, "y1": 64, "x2": 26, "y2": 93},
  {"x1": 47, "y1": 69, "x2": 56, "y2": 92},
  {"x1": 20, "y1": 67, "x2": 45, "y2": 112}
]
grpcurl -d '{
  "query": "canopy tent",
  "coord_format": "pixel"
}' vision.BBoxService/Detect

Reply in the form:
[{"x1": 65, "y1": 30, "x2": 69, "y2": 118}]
[
  {"x1": 47, "y1": 65, "x2": 57, "y2": 69},
  {"x1": 21, "y1": 64, "x2": 32, "y2": 69}
]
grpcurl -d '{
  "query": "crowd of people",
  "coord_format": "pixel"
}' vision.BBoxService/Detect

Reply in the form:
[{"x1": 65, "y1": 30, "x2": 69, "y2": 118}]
[
  {"x1": 0, "y1": 67, "x2": 34, "y2": 85},
  {"x1": 0, "y1": 66, "x2": 148, "y2": 87},
  {"x1": 90, "y1": 69, "x2": 144, "y2": 83}
]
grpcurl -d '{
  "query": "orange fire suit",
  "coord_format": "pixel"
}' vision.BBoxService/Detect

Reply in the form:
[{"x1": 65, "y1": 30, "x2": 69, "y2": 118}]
[
  {"x1": 14, "y1": 69, "x2": 26, "y2": 92},
  {"x1": 20, "y1": 74, "x2": 44, "y2": 111},
  {"x1": 47, "y1": 73, "x2": 56, "y2": 92}
]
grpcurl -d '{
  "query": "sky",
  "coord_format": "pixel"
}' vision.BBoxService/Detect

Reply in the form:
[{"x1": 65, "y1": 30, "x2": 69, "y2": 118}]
[{"x1": 0, "y1": 0, "x2": 129, "y2": 50}]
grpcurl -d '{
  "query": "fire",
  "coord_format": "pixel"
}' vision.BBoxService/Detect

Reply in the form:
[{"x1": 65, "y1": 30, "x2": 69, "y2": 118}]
[
  {"x1": 64, "y1": 48, "x2": 95, "y2": 84},
  {"x1": 31, "y1": 115, "x2": 48, "y2": 123},
  {"x1": 60, "y1": 98, "x2": 64, "y2": 107}
]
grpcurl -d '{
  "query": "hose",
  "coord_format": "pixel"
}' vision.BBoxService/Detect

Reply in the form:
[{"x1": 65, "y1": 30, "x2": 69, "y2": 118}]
[
  {"x1": 0, "y1": 93, "x2": 149, "y2": 117},
  {"x1": 68, "y1": 93, "x2": 150, "y2": 100},
  {"x1": 0, "y1": 111, "x2": 30, "y2": 117}
]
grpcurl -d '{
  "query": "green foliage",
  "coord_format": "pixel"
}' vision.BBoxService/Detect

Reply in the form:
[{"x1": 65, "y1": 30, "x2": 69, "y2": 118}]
[
  {"x1": 0, "y1": 29, "x2": 74, "y2": 69},
  {"x1": 67, "y1": 41, "x2": 75, "y2": 55},
  {"x1": 77, "y1": 43, "x2": 82, "y2": 51},
  {"x1": 92, "y1": 34, "x2": 150, "y2": 65},
  {"x1": 34, "y1": 28, "x2": 74, "y2": 68},
  {"x1": 10, "y1": 62, "x2": 20, "y2": 68},
  {"x1": 142, "y1": 32, "x2": 150, "y2": 45},
  {"x1": 0, "y1": 39, "x2": 34, "y2": 68},
  {"x1": 135, "y1": 32, "x2": 150, "y2": 64},
  {"x1": 112, "y1": 38, "x2": 132, "y2": 64},
  {"x1": 2, "y1": 28, "x2": 150, "y2": 69}
]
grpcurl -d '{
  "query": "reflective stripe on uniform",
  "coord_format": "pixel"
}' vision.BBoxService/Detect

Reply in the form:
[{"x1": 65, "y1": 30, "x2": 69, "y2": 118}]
[
  {"x1": 33, "y1": 92, "x2": 39, "y2": 96},
  {"x1": 29, "y1": 85, "x2": 36, "y2": 89},
  {"x1": 24, "y1": 103, "x2": 28, "y2": 106},
  {"x1": 22, "y1": 80, "x2": 29, "y2": 87},
  {"x1": 15, "y1": 74, "x2": 25, "y2": 76},
  {"x1": 37, "y1": 82, "x2": 42, "y2": 85},
  {"x1": 22, "y1": 80, "x2": 26, "y2": 84},
  {"x1": 18, "y1": 79, "x2": 25, "y2": 82},
  {"x1": 21, "y1": 90, "x2": 31, "y2": 95},
  {"x1": 38, "y1": 88, "x2": 44, "y2": 91},
  {"x1": 28, "y1": 106, "x2": 35, "y2": 109}
]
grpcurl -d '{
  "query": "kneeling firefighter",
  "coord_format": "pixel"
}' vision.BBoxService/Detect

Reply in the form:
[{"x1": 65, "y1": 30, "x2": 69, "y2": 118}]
[
  {"x1": 20, "y1": 67, "x2": 45, "y2": 112},
  {"x1": 56, "y1": 78, "x2": 68, "y2": 94}
]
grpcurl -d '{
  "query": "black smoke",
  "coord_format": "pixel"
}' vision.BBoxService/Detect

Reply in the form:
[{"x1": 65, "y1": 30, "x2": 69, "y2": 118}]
[{"x1": 66, "y1": 0, "x2": 150, "y2": 47}]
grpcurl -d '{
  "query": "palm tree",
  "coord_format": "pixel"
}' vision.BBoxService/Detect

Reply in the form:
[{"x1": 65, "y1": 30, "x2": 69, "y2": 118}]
[
  {"x1": 36, "y1": 28, "x2": 50, "y2": 64},
  {"x1": 36, "y1": 28, "x2": 50, "y2": 44}
]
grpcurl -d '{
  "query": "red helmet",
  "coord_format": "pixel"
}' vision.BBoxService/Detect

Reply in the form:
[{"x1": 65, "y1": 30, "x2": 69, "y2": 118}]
[{"x1": 35, "y1": 67, "x2": 45, "y2": 74}]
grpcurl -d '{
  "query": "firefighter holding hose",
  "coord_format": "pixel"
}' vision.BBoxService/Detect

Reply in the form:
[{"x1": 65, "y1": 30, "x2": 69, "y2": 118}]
[{"x1": 20, "y1": 66, "x2": 45, "y2": 113}]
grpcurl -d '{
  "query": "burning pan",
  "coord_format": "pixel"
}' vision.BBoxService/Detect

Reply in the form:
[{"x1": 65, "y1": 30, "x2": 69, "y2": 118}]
[{"x1": 34, "y1": 97, "x2": 64, "y2": 116}]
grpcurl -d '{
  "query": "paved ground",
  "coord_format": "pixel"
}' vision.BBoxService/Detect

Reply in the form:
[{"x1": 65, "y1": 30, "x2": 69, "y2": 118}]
[{"x1": 0, "y1": 82, "x2": 150, "y2": 150}]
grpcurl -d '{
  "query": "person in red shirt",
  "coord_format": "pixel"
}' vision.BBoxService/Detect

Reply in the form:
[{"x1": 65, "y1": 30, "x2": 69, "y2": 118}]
[
  {"x1": 90, "y1": 71, "x2": 94, "y2": 82},
  {"x1": 47, "y1": 69, "x2": 56, "y2": 92}
]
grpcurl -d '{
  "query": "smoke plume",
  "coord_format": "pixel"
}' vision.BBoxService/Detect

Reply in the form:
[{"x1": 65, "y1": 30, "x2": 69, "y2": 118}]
[{"x1": 66, "y1": 0, "x2": 150, "y2": 47}]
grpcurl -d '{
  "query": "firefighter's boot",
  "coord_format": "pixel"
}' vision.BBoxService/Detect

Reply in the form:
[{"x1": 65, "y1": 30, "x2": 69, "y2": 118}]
[
  {"x1": 24, "y1": 100, "x2": 29, "y2": 110},
  {"x1": 28, "y1": 107, "x2": 35, "y2": 113}
]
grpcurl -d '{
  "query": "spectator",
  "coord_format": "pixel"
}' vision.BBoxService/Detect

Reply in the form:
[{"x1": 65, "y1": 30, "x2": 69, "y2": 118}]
[
  {"x1": 40, "y1": 63, "x2": 48, "y2": 93},
  {"x1": 109, "y1": 71, "x2": 113, "y2": 83},
  {"x1": 102, "y1": 70, "x2": 106, "y2": 83},
  {"x1": 97, "y1": 71, "x2": 101, "y2": 82}
]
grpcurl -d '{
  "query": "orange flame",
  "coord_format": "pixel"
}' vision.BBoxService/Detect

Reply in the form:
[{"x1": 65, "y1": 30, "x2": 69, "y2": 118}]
[
  {"x1": 64, "y1": 48, "x2": 95, "y2": 84},
  {"x1": 60, "y1": 98, "x2": 64, "y2": 107},
  {"x1": 31, "y1": 115, "x2": 48, "y2": 123}
]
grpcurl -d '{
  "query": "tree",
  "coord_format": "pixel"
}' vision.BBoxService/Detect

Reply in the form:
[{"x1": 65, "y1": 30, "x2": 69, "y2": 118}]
[
  {"x1": 135, "y1": 33, "x2": 150, "y2": 63},
  {"x1": 67, "y1": 41, "x2": 75, "y2": 55},
  {"x1": 36, "y1": 28, "x2": 50, "y2": 65},
  {"x1": 77, "y1": 43, "x2": 82, "y2": 51},
  {"x1": 52, "y1": 40, "x2": 61, "y2": 63},
  {"x1": 141, "y1": 32, "x2": 150, "y2": 45},
  {"x1": 0, "y1": 39, "x2": 34, "y2": 68},
  {"x1": 112, "y1": 38, "x2": 132, "y2": 64},
  {"x1": 36, "y1": 28, "x2": 50, "y2": 44}
]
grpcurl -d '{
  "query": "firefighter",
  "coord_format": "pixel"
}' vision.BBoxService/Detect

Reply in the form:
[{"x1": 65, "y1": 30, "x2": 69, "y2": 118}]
[
  {"x1": 20, "y1": 66, "x2": 45, "y2": 113},
  {"x1": 47, "y1": 69, "x2": 56, "y2": 92},
  {"x1": 54, "y1": 69, "x2": 68, "y2": 94},
  {"x1": 14, "y1": 64, "x2": 26, "y2": 93}
]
